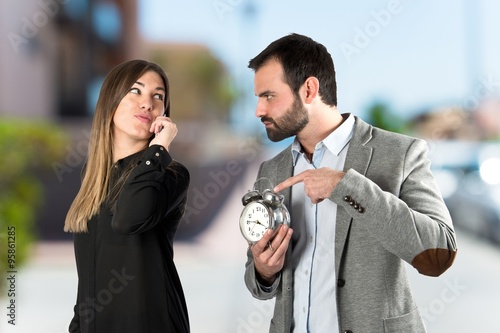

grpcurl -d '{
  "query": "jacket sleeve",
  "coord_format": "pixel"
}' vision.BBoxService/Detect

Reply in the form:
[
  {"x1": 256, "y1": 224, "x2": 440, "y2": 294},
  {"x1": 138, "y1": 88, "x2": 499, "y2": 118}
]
[
  {"x1": 112, "y1": 145, "x2": 190, "y2": 234},
  {"x1": 243, "y1": 162, "x2": 286, "y2": 300},
  {"x1": 68, "y1": 295, "x2": 80, "y2": 332},
  {"x1": 244, "y1": 246, "x2": 282, "y2": 300},
  {"x1": 332, "y1": 138, "x2": 457, "y2": 276}
]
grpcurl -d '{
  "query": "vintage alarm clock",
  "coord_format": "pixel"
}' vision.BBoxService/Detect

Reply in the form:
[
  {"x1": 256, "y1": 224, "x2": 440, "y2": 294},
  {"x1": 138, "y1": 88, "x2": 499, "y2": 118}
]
[{"x1": 239, "y1": 188, "x2": 290, "y2": 244}]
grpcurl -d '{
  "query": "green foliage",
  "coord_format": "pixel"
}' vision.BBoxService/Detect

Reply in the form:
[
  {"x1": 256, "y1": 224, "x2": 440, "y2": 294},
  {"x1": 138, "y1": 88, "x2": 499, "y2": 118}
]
[
  {"x1": 366, "y1": 101, "x2": 411, "y2": 134},
  {"x1": 0, "y1": 118, "x2": 67, "y2": 292},
  {"x1": 149, "y1": 47, "x2": 238, "y2": 121}
]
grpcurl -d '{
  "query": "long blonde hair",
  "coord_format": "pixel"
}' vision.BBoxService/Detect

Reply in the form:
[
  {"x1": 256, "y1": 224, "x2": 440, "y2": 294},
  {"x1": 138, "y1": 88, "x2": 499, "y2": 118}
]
[{"x1": 64, "y1": 60, "x2": 171, "y2": 233}]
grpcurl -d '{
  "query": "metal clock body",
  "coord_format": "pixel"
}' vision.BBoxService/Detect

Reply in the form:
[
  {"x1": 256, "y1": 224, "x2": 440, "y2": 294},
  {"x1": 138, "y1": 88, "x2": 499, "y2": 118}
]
[{"x1": 239, "y1": 189, "x2": 290, "y2": 243}]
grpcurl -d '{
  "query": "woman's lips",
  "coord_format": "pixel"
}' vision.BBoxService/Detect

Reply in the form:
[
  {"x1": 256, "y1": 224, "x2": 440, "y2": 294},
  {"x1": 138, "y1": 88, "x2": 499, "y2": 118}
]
[{"x1": 135, "y1": 114, "x2": 151, "y2": 123}]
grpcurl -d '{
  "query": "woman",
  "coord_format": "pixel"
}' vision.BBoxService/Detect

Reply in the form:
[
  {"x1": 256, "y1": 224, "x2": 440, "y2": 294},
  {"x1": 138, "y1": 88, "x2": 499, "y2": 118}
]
[{"x1": 65, "y1": 60, "x2": 190, "y2": 332}]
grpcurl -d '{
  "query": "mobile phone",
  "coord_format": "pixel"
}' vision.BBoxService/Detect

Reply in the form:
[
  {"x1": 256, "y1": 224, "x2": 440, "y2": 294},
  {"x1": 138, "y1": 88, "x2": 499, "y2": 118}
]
[{"x1": 155, "y1": 103, "x2": 170, "y2": 135}]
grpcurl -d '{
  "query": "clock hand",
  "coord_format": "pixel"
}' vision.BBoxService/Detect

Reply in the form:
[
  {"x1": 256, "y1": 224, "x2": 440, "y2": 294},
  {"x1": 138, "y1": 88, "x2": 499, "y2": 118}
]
[
  {"x1": 246, "y1": 220, "x2": 265, "y2": 227},
  {"x1": 255, "y1": 220, "x2": 265, "y2": 227},
  {"x1": 249, "y1": 220, "x2": 266, "y2": 233}
]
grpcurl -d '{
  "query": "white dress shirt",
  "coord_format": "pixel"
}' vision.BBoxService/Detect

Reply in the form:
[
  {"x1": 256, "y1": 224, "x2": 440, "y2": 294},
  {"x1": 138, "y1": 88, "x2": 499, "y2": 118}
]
[{"x1": 290, "y1": 114, "x2": 354, "y2": 332}]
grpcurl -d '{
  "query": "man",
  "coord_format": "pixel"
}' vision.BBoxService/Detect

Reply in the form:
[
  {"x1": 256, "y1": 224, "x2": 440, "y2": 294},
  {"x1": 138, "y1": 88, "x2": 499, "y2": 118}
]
[{"x1": 244, "y1": 33, "x2": 457, "y2": 333}]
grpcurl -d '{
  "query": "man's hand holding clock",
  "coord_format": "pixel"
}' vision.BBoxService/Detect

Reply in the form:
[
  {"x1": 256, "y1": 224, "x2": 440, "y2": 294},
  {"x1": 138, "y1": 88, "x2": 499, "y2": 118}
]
[
  {"x1": 247, "y1": 168, "x2": 343, "y2": 285},
  {"x1": 250, "y1": 225, "x2": 293, "y2": 286},
  {"x1": 240, "y1": 188, "x2": 293, "y2": 286}
]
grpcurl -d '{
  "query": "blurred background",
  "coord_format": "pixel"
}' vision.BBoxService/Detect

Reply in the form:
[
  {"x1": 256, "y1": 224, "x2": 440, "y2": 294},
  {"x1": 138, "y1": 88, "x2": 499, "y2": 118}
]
[{"x1": 0, "y1": 0, "x2": 499, "y2": 332}]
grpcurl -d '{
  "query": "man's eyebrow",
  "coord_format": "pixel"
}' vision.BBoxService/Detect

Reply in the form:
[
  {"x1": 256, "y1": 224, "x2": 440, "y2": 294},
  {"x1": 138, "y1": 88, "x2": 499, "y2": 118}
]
[
  {"x1": 134, "y1": 81, "x2": 165, "y2": 92},
  {"x1": 256, "y1": 90, "x2": 273, "y2": 97}
]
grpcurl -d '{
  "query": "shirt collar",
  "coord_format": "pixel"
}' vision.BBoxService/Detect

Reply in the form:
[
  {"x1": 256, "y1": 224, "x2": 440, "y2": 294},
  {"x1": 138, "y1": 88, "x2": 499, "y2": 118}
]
[{"x1": 291, "y1": 113, "x2": 355, "y2": 166}]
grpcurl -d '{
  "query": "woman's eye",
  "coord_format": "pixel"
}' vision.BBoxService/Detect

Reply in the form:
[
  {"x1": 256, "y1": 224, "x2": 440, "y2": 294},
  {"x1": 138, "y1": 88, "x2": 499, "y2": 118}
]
[
  {"x1": 266, "y1": 95, "x2": 273, "y2": 100},
  {"x1": 154, "y1": 94, "x2": 164, "y2": 101},
  {"x1": 130, "y1": 88, "x2": 140, "y2": 94}
]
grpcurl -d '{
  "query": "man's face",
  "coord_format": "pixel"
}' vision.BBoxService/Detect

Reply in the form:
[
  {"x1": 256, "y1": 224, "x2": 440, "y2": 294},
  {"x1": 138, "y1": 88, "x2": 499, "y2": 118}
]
[{"x1": 253, "y1": 59, "x2": 308, "y2": 142}]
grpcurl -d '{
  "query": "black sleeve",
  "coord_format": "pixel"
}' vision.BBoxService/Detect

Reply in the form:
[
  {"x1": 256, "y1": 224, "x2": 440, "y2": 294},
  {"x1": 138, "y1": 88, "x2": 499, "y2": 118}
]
[
  {"x1": 111, "y1": 145, "x2": 190, "y2": 234},
  {"x1": 68, "y1": 300, "x2": 81, "y2": 332}
]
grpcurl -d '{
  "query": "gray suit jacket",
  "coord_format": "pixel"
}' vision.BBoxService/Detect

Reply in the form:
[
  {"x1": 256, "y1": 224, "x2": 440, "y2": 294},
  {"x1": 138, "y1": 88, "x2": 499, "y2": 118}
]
[{"x1": 244, "y1": 116, "x2": 457, "y2": 333}]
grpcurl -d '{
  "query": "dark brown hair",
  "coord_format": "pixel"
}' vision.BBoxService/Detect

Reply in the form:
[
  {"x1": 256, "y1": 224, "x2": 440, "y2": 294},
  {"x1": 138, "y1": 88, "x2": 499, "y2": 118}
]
[{"x1": 249, "y1": 33, "x2": 337, "y2": 106}]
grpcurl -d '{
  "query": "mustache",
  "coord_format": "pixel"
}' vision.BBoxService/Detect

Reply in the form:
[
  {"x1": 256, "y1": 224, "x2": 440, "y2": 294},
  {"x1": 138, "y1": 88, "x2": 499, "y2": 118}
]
[{"x1": 260, "y1": 116, "x2": 276, "y2": 125}]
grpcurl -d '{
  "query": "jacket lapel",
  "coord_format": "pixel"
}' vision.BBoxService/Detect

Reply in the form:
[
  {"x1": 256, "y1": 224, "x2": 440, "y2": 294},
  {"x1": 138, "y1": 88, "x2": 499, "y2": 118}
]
[
  {"x1": 274, "y1": 147, "x2": 294, "y2": 208},
  {"x1": 335, "y1": 117, "x2": 373, "y2": 275}
]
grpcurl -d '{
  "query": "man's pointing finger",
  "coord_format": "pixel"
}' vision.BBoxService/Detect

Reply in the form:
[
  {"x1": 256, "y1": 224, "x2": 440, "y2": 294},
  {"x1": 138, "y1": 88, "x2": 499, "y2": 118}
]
[{"x1": 273, "y1": 171, "x2": 307, "y2": 192}]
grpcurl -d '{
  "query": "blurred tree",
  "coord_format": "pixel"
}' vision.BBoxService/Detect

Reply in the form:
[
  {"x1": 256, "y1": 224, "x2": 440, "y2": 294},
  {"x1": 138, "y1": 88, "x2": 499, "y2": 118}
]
[
  {"x1": 148, "y1": 44, "x2": 238, "y2": 121},
  {"x1": 0, "y1": 118, "x2": 67, "y2": 292},
  {"x1": 366, "y1": 101, "x2": 410, "y2": 134},
  {"x1": 144, "y1": 44, "x2": 240, "y2": 239}
]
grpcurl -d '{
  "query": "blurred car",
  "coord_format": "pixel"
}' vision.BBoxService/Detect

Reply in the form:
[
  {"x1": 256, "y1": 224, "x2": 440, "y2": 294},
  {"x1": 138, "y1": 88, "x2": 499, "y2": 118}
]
[{"x1": 430, "y1": 141, "x2": 500, "y2": 245}]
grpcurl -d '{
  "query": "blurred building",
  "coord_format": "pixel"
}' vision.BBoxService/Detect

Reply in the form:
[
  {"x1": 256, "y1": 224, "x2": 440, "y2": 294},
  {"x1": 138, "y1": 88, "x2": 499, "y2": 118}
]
[
  {"x1": 1, "y1": 0, "x2": 144, "y2": 118},
  {"x1": 411, "y1": 101, "x2": 500, "y2": 142},
  {"x1": 411, "y1": 107, "x2": 481, "y2": 141},
  {"x1": 0, "y1": 0, "x2": 246, "y2": 241},
  {"x1": 1, "y1": 1, "x2": 56, "y2": 117},
  {"x1": 55, "y1": 0, "x2": 144, "y2": 117},
  {"x1": 474, "y1": 98, "x2": 500, "y2": 140},
  {"x1": 0, "y1": 0, "x2": 147, "y2": 240}
]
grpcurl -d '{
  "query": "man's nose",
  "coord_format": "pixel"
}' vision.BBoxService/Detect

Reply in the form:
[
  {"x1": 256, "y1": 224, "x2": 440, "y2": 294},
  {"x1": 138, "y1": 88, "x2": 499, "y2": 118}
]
[{"x1": 255, "y1": 99, "x2": 266, "y2": 118}]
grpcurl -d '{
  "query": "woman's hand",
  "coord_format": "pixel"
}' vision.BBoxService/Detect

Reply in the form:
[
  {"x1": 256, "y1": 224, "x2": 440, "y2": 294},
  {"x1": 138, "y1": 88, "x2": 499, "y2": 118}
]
[{"x1": 149, "y1": 116, "x2": 178, "y2": 151}]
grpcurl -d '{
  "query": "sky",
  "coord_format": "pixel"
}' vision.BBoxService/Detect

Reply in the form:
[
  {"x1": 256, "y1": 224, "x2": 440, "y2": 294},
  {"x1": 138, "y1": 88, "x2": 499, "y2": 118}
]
[{"x1": 138, "y1": 0, "x2": 500, "y2": 129}]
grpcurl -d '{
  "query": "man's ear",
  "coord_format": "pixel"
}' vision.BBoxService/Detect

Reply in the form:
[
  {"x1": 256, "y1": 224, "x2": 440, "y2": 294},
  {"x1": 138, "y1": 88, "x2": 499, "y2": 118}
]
[{"x1": 303, "y1": 76, "x2": 319, "y2": 104}]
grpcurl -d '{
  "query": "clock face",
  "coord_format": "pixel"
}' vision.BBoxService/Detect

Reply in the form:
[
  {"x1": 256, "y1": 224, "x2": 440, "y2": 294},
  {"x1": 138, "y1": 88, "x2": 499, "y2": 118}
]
[{"x1": 239, "y1": 201, "x2": 272, "y2": 243}]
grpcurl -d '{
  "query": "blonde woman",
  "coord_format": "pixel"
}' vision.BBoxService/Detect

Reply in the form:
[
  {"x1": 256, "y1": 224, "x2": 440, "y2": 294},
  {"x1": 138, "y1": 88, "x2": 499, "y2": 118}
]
[{"x1": 65, "y1": 60, "x2": 190, "y2": 332}]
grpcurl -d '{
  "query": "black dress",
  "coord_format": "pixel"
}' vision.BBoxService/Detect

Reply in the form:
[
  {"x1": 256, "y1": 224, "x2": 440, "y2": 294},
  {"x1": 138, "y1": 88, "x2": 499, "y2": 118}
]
[{"x1": 69, "y1": 145, "x2": 190, "y2": 333}]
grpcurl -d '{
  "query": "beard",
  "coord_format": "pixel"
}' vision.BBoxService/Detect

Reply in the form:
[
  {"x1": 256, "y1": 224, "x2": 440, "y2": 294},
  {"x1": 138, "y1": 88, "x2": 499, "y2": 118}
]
[{"x1": 261, "y1": 95, "x2": 309, "y2": 142}]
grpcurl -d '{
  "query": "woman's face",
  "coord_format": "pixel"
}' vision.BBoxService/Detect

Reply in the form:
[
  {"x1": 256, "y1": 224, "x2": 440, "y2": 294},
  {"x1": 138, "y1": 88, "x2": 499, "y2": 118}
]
[{"x1": 112, "y1": 70, "x2": 166, "y2": 145}]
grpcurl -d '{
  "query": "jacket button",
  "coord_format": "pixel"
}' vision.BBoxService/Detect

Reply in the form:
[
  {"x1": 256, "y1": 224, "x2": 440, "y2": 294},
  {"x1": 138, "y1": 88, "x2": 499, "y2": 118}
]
[
  {"x1": 358, "y1": 207, "x2": 365, "y2": 213},
  {"x1": 344, "y1": 330, "x2": 353, "y2": 333},
  {"x1": 349, "y1": 200, "x2": 355, "y2": 206},
  {"x1": 337, "y1": 278, "x2": 345, "y2": 287},
  {"x1": 353, "y1": 203, "x2": 359, "y2": 209},
  {"x1": 343, "y1": 196, "x2": 351, "y2": 202}
]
